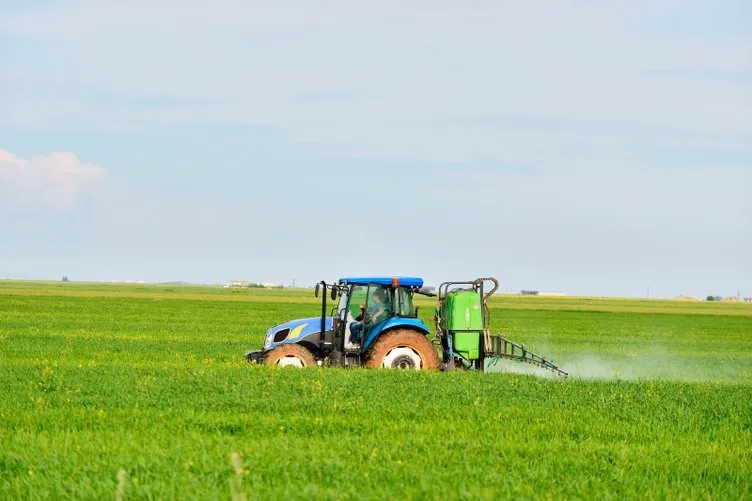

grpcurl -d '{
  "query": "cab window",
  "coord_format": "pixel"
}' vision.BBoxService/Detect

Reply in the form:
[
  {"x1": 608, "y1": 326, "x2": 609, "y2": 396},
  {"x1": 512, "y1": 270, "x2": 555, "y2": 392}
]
[
  {"x1": 395, "y1": 288, "x2": 414, "y2": 316},
  {"x1": 365, "y1": 285, "x2": 392, "y2": 325},
  {"x1": 349, "y1": 285, "x2": 368, "y2": 318}
]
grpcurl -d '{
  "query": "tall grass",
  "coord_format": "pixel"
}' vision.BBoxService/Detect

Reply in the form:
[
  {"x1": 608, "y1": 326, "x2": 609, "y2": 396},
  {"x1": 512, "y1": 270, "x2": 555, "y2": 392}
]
[{"x1": 1, "y1": 281, "x2": 750, "y2": 499}]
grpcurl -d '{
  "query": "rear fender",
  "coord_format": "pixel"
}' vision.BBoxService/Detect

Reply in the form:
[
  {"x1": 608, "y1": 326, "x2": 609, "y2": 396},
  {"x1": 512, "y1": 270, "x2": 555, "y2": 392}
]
[{"x1": 362, "y1": 318, "x2": 430, "y2": 350}]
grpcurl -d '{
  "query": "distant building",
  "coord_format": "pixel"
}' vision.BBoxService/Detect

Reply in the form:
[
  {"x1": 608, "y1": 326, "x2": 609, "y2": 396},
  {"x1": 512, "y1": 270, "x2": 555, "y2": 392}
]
[
  {"x1": 520, "y1": 290, "x2": 566, "y2": 297},
  {"x1": 230, "y1": 280, "x2": 249, "y2": 288},
  {"x1": 674, "y1": 295, "x2": 701, "y2": 302}
]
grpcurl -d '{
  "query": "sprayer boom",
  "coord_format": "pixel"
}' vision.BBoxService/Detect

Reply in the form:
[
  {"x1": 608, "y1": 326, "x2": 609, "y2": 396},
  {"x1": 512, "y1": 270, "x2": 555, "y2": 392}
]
[{"x1": 486, "y1": 333, "x2": 568, "y2": 378}]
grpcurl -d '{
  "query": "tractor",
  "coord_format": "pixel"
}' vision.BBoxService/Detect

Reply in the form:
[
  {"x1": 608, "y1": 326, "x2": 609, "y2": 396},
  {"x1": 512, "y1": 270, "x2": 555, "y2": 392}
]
[{"x1": 245, "y1": 276, "x2": 568, "y2": 377}]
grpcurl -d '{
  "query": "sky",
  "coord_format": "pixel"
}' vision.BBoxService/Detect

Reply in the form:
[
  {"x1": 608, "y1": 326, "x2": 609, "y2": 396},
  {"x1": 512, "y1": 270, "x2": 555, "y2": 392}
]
[{"x1": 1, "y1": 0, "x2": 751, "y2": 298}]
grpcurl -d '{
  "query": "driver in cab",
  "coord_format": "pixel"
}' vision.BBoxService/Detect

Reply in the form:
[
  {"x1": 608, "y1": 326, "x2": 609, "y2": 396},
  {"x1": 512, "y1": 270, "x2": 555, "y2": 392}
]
[{"x1": 349, "y1": 289, "x2": 388, "y2": 344}]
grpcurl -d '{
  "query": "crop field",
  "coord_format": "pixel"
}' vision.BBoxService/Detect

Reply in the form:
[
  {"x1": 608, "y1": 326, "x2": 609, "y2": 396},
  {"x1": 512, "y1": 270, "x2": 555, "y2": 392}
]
[{"x1": 1, "y1": 281, "x2": 751, "y2": 500}]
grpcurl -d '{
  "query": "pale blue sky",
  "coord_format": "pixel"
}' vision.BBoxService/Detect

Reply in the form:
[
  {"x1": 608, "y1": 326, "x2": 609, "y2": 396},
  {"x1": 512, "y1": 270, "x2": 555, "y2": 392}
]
[{"x1": 1, "y1": 1, "x2": 750, "y2": 297}]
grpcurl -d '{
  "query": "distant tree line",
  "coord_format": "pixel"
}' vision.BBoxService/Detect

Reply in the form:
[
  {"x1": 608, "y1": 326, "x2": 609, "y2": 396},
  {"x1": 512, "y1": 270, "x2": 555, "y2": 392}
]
[{"x1": 232, "y1": 282, "x2": 285, "y2": 289}]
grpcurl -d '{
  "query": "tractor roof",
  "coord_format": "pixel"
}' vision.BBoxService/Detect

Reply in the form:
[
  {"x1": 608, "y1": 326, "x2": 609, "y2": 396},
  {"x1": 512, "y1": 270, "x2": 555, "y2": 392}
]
[{"x1": 338, "y1": 276, "x2": 424, "y2": 288}]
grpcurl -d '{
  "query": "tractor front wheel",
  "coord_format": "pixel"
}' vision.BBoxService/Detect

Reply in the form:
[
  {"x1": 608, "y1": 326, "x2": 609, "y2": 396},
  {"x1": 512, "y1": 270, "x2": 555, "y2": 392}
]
[
  {"x1": 263, "y1": 344, "x2": 317, "y2": 368},
  {"x1": 365, "y1": 329, "x2": 440, "y2": 371}
]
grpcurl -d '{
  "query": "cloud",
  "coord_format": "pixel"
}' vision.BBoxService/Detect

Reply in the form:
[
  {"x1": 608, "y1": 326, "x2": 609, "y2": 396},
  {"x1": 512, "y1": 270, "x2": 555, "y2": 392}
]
[
  {"x1": 3, "y1": 1, "x2": 750, "y2": 168},
  {"x1": 0, "y1": 148, "x2": 107, "y2": 211}
]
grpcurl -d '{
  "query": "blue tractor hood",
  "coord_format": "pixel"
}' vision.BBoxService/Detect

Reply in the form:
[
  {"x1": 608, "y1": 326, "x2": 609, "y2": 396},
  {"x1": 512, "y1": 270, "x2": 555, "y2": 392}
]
[{"x1": 264, "y1": 316, "x2": 333, "y2": 349}]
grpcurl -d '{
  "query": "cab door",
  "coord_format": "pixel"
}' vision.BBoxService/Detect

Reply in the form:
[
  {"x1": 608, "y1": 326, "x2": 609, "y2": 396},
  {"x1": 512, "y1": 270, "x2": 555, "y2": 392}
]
[
  {"x1": 361, "y1": 285, "x2": 393, "y2": 341},
  {"x1": 343, "y1": 285, "x2": 368, "y2": 350}
]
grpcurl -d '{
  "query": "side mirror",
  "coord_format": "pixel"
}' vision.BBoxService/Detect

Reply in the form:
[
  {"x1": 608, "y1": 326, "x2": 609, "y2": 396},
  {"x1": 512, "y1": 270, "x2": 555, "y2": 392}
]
[
  {"x1": 331, "y1": 285, "x2": 338, "y2": 300},
  {"x1": 314, "y1": 283, "x2": 320, "y2": 298}
]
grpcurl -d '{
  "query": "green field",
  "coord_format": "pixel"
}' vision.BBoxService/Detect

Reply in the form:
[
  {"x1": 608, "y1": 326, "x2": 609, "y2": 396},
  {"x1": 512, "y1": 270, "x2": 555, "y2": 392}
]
[{"x1": 1, "y1": 281, "x2": 751, "y2": 499}]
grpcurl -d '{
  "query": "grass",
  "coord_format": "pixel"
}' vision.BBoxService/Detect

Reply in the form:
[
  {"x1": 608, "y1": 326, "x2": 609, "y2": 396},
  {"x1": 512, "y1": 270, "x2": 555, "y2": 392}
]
[{"x1": 1, "y1": 281, "x2": 751, "y2": 499}]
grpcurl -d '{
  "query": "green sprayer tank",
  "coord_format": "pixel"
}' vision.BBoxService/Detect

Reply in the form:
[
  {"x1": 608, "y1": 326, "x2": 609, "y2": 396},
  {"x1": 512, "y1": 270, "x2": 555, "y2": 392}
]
[{"x1": 440, "y1": 289, "x2": 483, "y2": 360}]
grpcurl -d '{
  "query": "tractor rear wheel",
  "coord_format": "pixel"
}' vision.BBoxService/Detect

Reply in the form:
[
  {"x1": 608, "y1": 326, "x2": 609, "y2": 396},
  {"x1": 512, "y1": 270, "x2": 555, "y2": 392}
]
[
  {"x1": 263, "y1": 344, "x2": 317, "y2": 368},
  {"x1": 365, "y1": 329, "x2": 440, "y2": 371}
]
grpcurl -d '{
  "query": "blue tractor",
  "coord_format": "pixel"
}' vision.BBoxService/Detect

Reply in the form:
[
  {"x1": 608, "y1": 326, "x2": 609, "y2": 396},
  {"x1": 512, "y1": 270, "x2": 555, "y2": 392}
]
[
  {"x1": 246, "y1": 276, "x2": 439, "y2": 369},
  {"x1": 246, "y1": 276, "x2": 568, "y2": 375}
]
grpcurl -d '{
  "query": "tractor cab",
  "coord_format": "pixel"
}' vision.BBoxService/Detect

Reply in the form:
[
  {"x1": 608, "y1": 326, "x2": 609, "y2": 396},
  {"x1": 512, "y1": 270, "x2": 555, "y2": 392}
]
[{"x1": 333, "y1": 277, "x2": 424, "y2": 352}]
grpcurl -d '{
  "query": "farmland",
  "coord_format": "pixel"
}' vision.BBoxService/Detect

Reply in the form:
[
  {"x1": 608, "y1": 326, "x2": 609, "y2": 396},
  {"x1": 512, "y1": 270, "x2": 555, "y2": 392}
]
[{"x1": 1, "y1": 281, "x2": 751, "y2": 499}]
